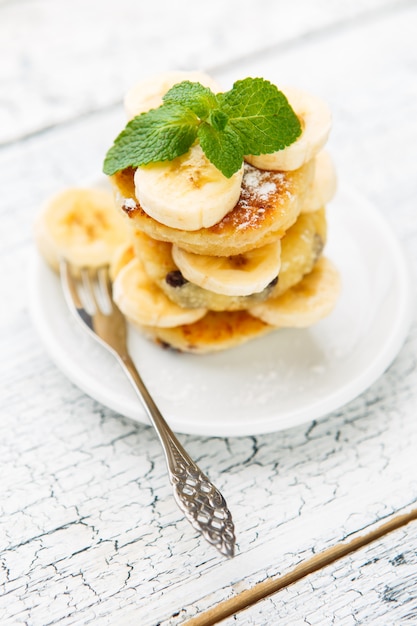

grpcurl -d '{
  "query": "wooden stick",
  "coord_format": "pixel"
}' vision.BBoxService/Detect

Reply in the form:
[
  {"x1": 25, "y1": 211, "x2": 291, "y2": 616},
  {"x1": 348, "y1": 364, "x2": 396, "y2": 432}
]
[{"x1": 185, "y1": 507, "x2": 417, "y2": 626}]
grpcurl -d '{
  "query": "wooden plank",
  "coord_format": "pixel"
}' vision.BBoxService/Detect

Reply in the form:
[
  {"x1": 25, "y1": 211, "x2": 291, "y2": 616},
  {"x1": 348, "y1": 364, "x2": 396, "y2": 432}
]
[{"x1": 213, "y1": 518, "x2": 417, "y2": 625}]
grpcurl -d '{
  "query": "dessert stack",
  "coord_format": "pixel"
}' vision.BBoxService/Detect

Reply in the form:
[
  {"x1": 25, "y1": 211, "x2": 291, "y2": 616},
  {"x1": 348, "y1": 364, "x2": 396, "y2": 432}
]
[
  {"x1": 108, "y1": 71, "x2": 340, "y2": 352},
  {"x1": 35, "y1": 71, "x2": 340, "y2": 354}
]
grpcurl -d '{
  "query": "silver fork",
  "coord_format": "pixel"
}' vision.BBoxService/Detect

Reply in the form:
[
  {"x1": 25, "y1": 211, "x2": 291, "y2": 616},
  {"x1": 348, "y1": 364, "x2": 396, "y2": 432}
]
[{"x1": 60, "y1": 260, "x2": 235, "y2": 558}]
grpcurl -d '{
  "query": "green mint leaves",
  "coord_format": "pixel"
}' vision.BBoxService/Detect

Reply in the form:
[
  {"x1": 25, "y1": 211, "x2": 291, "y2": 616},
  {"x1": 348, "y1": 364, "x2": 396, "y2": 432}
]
[
  {"x1": 103, "y1": 104, "x2": 198, "y2": 174},
  {"x1": 103, "y1": 77, "x2": 301, "y2": 178}
]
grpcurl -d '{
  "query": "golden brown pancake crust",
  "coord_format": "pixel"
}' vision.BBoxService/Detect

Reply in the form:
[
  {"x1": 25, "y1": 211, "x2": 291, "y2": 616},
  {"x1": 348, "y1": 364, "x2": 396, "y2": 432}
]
[
  {"x1": 142, "y1": 310, "x2": 272, "y2": 353},
  {"x1": 111, "y1": 159, "x2": 315, "y2": 256},
  {"x1": 130, "y1": 208, "x2": 326, "y2": 311}
]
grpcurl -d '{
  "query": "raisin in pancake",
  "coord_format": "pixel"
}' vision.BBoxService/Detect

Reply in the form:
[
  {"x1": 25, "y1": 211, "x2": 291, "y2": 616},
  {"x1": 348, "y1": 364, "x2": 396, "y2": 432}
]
[
  {"x1": 130, "y1": 208, "x2": 326, "y2": 311},
  {"x1": 111, "y1": 159, "x2": 314, "y2": 257},
  {"x1": 109, "y1": 245, "x2": 273, "y2": 352},
  {"x1": 142, "y1": 311, "x2": 272, "y2": 354},
  {"x1": 112, "y1": 256, "x2": 208, "y2": 328},
  {"x1": 132, "y1": 231, "x2": 277, "y2": 311}
]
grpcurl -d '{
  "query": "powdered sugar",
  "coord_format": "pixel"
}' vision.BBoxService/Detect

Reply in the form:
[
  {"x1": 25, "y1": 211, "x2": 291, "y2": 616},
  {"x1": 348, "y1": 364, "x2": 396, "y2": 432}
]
[
  {"x1": 243, "y1": 168, "x2": 277, "y2": 200},
  {"x1": 241, "y1": 163, "x2": 285, "y2": 200},
  {"x1": 124, "y1": 197, "x2": 137, "y2": 210},
  {"x1": 211, "y1": 163, "x2": 293, "y2": 232}
]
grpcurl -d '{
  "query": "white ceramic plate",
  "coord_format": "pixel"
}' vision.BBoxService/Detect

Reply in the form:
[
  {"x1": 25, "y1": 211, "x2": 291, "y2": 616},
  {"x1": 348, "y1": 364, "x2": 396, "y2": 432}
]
[{"x1": 29, "y1": 184, "x2": 413, "y2": 436}]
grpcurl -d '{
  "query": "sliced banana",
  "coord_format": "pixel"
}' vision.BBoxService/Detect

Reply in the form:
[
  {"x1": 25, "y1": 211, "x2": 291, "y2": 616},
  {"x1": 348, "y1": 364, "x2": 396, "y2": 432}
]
[
  {"x1": 35, "y1": 187, "x2": 130, "y2": 272},
  {"x1": 133, "y1": 230, "x2": 277, "y2": 311},
  {"x1": 133, "y1": 230, "x2": 178, "y2": 284},
  {"x1": 124, "y1": 70, "x2": 221, "y2": 120},
  {"x1": 301, "y1": 151, "x2": 337, "y2": 213},
  {"x1": 109, "y1": 242, "x2": 135, "y2": 281},
  {"x1": 245, "y1": 86, "x2": 332, "y2": 171},
  {"x1": 250, "y1": 257, "x2": 340, "y2": 327},
  {"x1": 112, "y1": 158, "x2": 315, "y2": 256},
  {"x1": 113, "y1": 257, "x2": 207, "y2": 328},
  {"x1": 172, "y1": 240, "x2": 281, "y2": 297},
  {"x1": 144, "y1": 311, "x2": 272, "y2": 354},
  {"x1": 134, "y1": 143, "x2": 244, "y2": 231}
]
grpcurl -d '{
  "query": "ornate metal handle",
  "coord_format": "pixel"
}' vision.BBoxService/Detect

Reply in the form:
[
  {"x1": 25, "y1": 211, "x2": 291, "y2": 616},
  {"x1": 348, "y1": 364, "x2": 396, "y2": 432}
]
[
  {"x1": 165, "y1": 434, "x2": 235, "y2": 557},
  {"x1": 120, "y1": 354, "x2": 236, "y2": 558}
]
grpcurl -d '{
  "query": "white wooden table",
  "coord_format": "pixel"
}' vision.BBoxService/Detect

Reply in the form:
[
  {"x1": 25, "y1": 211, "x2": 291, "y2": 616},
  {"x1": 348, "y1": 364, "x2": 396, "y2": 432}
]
[{"x1": 1, "y1": 1, "x2": 417, "y2": 624}]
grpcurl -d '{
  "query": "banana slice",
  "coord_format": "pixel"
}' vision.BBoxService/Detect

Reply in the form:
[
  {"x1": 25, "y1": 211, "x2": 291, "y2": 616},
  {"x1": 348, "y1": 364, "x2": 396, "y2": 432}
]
[
  {"x1": 112, "y1": 158, "x2": 314, "y2": 256},
  {"x1": 124, "y1": 70, "x2": 221, "y2": 119},
  {"x1": 133, "y1": 230, "x2": 277, "y2": 311},
  {"x1": 301, "y1": 151, "x2": 337, "y2": 213},
  {"x1": 134, "y1": 143, "x2": 244, "y2": 231},
  {"x1": 144, "y1": 311, "x2": 272, "y2": 354},
  {"x1": 113, "y1": 257, "x2": 207, "y2": 328},
  {"x1": 35, "y1": 187, "x2": 130, "y2": 272},
  {"x1": 245, "y1": 86, "x2": 332, "y2": 171},
  {"x1": 250, "y1": 257, "x2": 340, "y2": 327},
  {"x1": 109, "y1": 242, "x2": 135, "y2": 281},
  {"x1": 172, "y1": 240, "x2": 281, "y2": 297}
]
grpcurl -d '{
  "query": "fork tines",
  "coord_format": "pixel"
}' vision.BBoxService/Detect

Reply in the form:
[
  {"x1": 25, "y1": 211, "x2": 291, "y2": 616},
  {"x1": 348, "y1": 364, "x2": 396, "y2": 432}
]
[{"x1": 61, "y1": 260, "x2": 113, "y2": 316}]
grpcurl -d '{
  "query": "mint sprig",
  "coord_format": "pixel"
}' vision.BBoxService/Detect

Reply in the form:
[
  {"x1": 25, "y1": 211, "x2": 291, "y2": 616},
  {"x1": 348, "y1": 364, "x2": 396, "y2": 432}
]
[
  {"x1": 103, "y1": 77, "x2": 301, "y2": 178},
  {"x1": 163, "y1": 81, "x2": 218, "y2": 120}
]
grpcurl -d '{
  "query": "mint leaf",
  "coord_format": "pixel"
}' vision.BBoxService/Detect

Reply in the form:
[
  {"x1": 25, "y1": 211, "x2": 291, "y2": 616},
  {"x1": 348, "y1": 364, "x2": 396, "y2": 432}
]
[
  {"x1": 103, "y1": 77, "x2": 303, "y2": 178},
  {"x1": 163, "y1": 81, "x2": 218, "y2": 120},
  {"x1": 198, "y1": 123, "x2": 244, "y2": 179},
  {"x1": 103, "y1": 103, "x2": 199, "y2": 175},
  {"x1": 208, "y1": 109, "x2": 229, "y2": 132},
  {"x1": 218, "y1": 77, "x2": 301, "y2": 155}
]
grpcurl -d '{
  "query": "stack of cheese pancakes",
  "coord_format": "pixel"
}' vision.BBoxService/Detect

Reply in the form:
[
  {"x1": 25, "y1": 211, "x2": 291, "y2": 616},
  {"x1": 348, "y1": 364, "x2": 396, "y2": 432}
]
[{"x1": 110, "y1": 71, "x2": 340, "y2": 353}]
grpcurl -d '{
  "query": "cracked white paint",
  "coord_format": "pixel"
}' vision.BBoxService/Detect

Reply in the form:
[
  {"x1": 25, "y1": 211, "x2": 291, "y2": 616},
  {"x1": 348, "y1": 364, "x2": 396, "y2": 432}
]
[
  {"x1": 219, "y1": 523, "x2": 417, "y2": 625},
  {"x1": 0, "y1": 0, "x2": 400, "y2": 145},
  {"x1": 1, "y1": 1, "x2": 417, "y2": 625}
]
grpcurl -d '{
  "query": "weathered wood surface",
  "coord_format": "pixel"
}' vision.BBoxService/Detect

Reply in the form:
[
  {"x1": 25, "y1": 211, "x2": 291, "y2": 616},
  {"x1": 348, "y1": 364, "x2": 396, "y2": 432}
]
[
  {"x1": 0, "y1": 0, "x2": 402, "y2": 144},
  {"x1": 217, "y1": 520, "x2": 417, "y2": 625},
  {"x1": 1, "y1": 1, "x2": 417, "y2": 624}
]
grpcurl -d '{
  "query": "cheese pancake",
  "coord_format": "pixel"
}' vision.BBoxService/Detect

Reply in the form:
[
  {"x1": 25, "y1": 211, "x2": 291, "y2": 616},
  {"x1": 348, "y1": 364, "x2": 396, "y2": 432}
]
[
  {"x1": 111, "y1": 159, "x2": 314, "y2": 256},
  {"x1": 142, "y1": 310, "x2": 272, "y2": 354}
]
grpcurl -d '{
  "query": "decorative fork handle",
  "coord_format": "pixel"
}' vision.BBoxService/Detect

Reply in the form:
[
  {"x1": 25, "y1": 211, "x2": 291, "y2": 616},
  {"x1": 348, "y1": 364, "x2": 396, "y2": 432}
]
[{"x1": 118, "y1": 354, "x2": 236, "y2": 558}]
